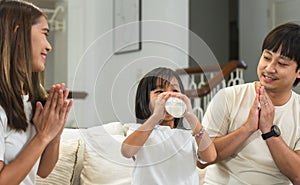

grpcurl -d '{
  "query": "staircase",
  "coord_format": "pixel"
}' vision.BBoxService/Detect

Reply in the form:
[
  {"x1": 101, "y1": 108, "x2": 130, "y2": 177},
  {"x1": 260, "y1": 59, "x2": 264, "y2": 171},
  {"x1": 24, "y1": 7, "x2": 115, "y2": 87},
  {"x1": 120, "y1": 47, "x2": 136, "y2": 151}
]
[{"x1": 176, "y1": 60, "x2": 247, "y2": 120}]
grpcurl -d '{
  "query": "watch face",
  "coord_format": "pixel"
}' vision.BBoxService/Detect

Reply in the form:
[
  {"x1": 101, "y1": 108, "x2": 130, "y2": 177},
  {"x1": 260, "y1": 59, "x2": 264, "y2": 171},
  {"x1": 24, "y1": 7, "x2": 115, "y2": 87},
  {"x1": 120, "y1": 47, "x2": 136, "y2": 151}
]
[{"x1": 272, "y1": 125, "x2": 281, "y2": 136}]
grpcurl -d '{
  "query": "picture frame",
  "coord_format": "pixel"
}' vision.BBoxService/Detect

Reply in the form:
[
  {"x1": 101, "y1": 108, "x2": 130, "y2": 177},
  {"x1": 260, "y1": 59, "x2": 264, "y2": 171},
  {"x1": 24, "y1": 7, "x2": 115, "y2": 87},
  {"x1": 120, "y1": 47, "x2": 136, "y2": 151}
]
[{"x1": 113, "y1": 0, "x2": 142, "y2": 54}]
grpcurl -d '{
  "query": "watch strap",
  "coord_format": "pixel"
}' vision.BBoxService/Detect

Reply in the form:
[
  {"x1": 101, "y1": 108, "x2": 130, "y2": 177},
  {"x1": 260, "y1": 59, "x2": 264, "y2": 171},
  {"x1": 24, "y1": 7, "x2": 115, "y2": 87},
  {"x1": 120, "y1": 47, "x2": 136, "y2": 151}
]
[
  {"x1": 261, "y1": 125, "x2": 280, "y2": 140},
  {"x1": 261, "y1": 131, "x2": 274, "y2": 140}
]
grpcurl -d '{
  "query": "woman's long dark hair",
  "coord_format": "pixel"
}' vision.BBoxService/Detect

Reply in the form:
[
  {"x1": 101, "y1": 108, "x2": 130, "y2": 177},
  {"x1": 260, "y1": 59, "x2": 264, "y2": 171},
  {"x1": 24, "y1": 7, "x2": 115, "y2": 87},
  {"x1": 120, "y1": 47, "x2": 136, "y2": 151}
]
[
  {"x1": 0, "y1": 0, "x2": 48, "y2": 131},
  {"x1": 135, "y1": 67, "x2": 185, "y2": 128}
]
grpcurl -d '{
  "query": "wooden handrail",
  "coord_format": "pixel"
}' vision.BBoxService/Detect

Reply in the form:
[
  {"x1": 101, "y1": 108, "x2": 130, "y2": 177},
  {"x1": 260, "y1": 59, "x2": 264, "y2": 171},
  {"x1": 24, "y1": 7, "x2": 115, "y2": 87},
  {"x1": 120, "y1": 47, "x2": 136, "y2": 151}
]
[
  {"x1": 176, "y1": 60, "x2": 247, "y2": 75},
  {"x1": 67, "y1": 91, "x2": 88, "y2": 99},
  {"x1": 46, "y1": 90, "x2": 88, "y2": 99},
  {"x1": 177, "y1": 60, "x2": 247, "y2": 98}
]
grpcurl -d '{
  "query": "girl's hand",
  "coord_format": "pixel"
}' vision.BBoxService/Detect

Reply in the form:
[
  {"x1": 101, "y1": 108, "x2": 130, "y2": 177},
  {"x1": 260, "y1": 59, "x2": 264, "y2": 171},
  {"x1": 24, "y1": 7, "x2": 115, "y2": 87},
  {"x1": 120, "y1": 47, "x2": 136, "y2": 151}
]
[
  {"x1": 53, "y1": 83, "x2": 73, "y2": 139},
  {"x1": 150, "y1": 92, "x2": 171, "y2": 122},
  {"x1": 32, "y1": 84, "x2": 72, "y2": 144},
  {"x1": 58, "y1": 83, "x2": 73, "y2": 125}
]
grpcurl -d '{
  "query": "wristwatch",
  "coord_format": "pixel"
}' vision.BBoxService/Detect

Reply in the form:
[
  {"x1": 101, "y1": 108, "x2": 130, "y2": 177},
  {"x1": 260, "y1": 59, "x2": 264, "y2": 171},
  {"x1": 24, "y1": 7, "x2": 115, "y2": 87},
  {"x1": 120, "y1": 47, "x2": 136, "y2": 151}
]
[{"x1": 261, "y1": 125, "x2": 281, "y2": 140}]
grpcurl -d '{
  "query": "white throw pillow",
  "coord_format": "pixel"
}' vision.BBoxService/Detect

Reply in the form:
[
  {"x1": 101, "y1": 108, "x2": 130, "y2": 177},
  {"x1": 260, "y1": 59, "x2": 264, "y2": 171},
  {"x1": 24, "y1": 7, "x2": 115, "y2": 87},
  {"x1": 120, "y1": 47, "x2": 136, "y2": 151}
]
[
  {"x1": 103, "y1": 122, "x2": 126, "y2": 136},
  {"x1": 36, "y1": 139, "x2": 81, "y2": 185},
  {"x1": 80, "y1": 127, "x2": 134, "y2": 185}
]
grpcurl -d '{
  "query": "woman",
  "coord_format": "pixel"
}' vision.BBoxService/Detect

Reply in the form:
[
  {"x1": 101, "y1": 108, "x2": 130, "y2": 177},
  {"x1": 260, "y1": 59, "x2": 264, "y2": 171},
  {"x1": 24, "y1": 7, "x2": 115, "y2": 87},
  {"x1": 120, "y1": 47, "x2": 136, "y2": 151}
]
[
  {"x1": 121, "y1": 67, "x2": 216, "y2": 185},
  {"x1": 0, "y1": 1, "x2": 73, "y2": 184}
]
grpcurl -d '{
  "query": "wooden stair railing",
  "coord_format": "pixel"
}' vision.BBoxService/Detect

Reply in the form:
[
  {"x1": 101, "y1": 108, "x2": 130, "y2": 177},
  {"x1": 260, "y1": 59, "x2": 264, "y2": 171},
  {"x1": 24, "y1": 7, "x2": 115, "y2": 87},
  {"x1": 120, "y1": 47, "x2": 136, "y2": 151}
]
[
  {"x1": 176, "y1": 60, "x2": 247, "y2": 121},
  {"x1": 176, "y1": 60, "x2": 247, "y2": 98}
]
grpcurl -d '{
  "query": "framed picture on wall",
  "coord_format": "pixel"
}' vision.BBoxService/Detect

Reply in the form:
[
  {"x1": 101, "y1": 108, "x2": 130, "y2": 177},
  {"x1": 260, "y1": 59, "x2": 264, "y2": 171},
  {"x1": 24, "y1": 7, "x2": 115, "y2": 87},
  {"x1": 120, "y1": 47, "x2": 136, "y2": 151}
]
[{"x1": 113, "y1": 0, "x2": 142, "y2": 54}]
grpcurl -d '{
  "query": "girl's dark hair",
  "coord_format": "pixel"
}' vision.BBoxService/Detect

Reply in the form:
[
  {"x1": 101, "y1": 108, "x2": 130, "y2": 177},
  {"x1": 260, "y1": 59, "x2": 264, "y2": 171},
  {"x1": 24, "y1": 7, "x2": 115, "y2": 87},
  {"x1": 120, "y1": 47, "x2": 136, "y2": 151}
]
[
  {"x1": 0, "y1": 0, "x2": 48, "y2": 131},
  {"x1": 135, "y1": 67, "x2": 185, "y2": 128},
  {"x1": 262, "y1": 22, "x2": 300, "y2": 86}
]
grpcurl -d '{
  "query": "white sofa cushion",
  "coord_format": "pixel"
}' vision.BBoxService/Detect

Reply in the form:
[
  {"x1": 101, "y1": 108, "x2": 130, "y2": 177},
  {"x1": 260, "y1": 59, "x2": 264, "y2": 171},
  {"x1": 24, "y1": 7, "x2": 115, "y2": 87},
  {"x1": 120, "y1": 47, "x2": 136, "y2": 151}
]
[
  {"x1": 102, "y1": 121, "x2": 128, "y2": 135},
  {"x1": 36, "y1": 138, "x2": 81, "y2": 185},
  {"x1": 80, "y1": 124, "x2": 134, "y2": 185}
]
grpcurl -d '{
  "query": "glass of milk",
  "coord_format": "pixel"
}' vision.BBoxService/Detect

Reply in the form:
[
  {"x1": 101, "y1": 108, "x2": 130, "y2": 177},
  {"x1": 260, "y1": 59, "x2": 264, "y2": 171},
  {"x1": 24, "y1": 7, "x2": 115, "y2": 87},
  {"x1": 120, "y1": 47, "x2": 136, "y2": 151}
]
[{"x1": 165, "y1": 97, "x2": 187, "y2": 118}]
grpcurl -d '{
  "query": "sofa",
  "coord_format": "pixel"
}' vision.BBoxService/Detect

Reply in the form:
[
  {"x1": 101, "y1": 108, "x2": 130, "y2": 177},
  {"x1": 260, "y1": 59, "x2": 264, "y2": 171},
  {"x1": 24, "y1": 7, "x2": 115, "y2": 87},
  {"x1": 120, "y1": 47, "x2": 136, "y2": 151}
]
[{"x1": 35, "y1": 122, "x2": 206, "y2": 185}]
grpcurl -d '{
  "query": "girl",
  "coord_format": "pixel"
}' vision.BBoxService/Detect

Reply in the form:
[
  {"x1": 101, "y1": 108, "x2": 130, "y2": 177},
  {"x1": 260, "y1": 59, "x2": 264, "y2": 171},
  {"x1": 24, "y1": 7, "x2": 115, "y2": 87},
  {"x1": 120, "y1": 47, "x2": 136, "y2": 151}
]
[
  {"x1": 121, "y1": 67, "x2": 216, "y2": 185},
  {"x1": 0, "y1": 1, "x2": 72, "y2": 184}
]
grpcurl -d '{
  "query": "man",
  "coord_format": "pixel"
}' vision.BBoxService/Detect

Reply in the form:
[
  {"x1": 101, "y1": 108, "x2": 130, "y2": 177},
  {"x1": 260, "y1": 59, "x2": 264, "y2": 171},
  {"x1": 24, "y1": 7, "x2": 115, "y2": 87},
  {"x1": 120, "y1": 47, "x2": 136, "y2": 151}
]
[{"x1": 200, "y1": 23, "x2": 300, "y2": 185}]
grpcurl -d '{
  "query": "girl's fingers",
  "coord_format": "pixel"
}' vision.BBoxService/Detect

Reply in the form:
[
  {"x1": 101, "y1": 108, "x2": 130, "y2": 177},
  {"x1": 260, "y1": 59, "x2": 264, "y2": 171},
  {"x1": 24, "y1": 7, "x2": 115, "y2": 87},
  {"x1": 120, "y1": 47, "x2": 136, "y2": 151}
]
[
  {"x1": 59, "y1": 100, "x2": 68, "y2": 120},
  {"x1": 155, "y1": 93, "x2": 170, "y2": 105},
  {"x1": 53, "y1": 83, "x2": 69, "y2": 101},
  {"x1": 33, "y1": 102, "x2": 43, "y2": 123},
  {"x1": 50, "y1": 89, "x2": 59, "y2": 110},
  {"x1": 55, "y1": 89, "x2": 64, "y2": 113},
  {"x1": 54, "y1": 83, "x2": 69, "y2": 101},
  {"x1": 66, "y1": 99, "x2": 73, "y2": 116},
  {"x1": 60, "y1": 83, "x2": 65, "y2": 90},
  {"x1": 65, "y1": 100, "x2": 73, "y2": 121},
  {"x1": 44, "y1": 85, "x2": 55, "y2": 110},
  {"x1": 168, "y1": 92, "x2": 190, "y2": 104},
  {"x1": 63, "y1": 88, "x2": 70, "y2": 100},
  {"x1": 34, "y1": 83, "x2": 73, "y2": 139}
]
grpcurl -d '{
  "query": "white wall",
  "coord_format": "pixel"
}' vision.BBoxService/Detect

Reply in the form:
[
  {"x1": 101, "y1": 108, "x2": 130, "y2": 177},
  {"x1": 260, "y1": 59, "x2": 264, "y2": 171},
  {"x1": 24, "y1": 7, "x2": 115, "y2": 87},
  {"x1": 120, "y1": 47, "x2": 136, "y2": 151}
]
[
  {"x1": 66, "y1": 0, "x2": 189, "y2": 128},
  {"x1": 41, "y1": 0, "x2": 68, "y2": 88}
]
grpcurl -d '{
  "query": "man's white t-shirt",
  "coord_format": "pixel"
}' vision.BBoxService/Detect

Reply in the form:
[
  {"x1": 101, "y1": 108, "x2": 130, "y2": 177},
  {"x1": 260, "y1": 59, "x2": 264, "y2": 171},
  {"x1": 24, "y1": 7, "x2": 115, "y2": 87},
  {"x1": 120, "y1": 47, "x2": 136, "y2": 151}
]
[
  {"x1": 202, "y1": 82, "x2": 300, "y2": 185},
  {"x1": 127, "y1": 124, "x2": 200, "y2": 185},
  {"x1": 0, "y1": 95, "x2": 39, "y2": 185}
]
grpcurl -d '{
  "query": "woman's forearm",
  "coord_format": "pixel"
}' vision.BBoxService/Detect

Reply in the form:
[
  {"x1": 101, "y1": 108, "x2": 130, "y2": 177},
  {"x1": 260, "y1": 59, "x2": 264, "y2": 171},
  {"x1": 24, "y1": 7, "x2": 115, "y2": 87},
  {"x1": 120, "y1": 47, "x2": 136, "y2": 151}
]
[
  {"x1": 37, "y1": 137, "x2": 60, "y2": 178},
  {"x1": 0, "y1": 134, "x2": 49, "y2": 185}
]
